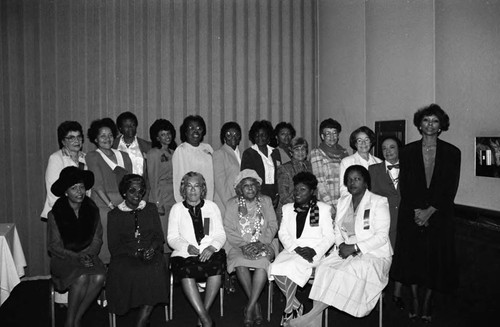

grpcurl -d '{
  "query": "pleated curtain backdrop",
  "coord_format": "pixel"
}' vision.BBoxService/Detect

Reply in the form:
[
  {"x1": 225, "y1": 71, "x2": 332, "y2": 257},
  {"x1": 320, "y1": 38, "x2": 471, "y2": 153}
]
[{"x1": 0, "y1": 0, "x2": 318, "y2": 276}]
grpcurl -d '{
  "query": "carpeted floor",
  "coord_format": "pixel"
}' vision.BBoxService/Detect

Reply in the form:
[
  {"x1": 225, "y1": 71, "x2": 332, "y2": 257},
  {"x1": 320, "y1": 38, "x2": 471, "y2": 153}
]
[{"x1": 0, "y1": 276, "x2": 487, "y2": 327}]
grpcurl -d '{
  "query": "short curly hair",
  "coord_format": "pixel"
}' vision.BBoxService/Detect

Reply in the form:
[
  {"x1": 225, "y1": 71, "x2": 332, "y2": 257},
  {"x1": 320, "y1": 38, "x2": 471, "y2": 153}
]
[
  {"x1": 219, "y1": 121, "x2": 242, "y2": 145},
  {"x1": 413, "y1": 103, "x2": 450, "y2": 135},
  {"x1": 273, "y1": 122, "x2": 296, "y2": 147},
  {"x1": 292, "y1": 171, "x2": 318, "y2": 191},
  {"x1": 349, "y1": 126, "x2": 376, "y2": 151},
  {"x1": 116, "y1": 111, "x2": 138, "y2": 129},
  {"x1": 119, "y1": 174, "x2": 146, "y2": 198},
  {"x1": 179, "y1": 115, "x2": 207, "y2": 143},
  {"x1": 343, "y1": 165, "x2": 371, "y2": 190},
  {"x1": 319, "y1": 118, "x2": 342, "y2": 136},
  {"x1": 87, "y1": 118, "x2": 118, "y2": 147},
  {"x1": 57, "y1": 121, "x2": 84, "y2": 149},
  {"x1": 179, "y1": 171, "x2": 207, "y2": 200},
  {"x1": 149, "y1": 119, "x2": 177, "y2": 150},
  {"x1": 248, "y1": 120, "x2": 274, "y2": 145}
]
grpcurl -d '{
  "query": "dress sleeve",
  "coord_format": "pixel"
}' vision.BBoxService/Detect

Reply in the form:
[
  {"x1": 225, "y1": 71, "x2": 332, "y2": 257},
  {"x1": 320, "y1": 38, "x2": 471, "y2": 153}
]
[
  {"x1": 310, "y1": 149, "x2": 333, "y2": 206},
  {"x1": 258, "y1": 196, "x2": 278, "y2": 244},
  {"x1": 207, "y1": 203, "x2": 226, "y2": 251},
  {"x1": 45, "y1": 153, "x2": 64, "y2": 209},
  {"x1": 277, "y1": 165, "x2": 293, "y2": 206},
  {"x1": 147, "y1": 205, "x2": 165, "y2": 251},
  {"x1": 172, "y1": 148, "x2": 183, "y2": 203},
  {"x1": 86, "y1": 152, "x2": 105, "y2": 193},
  {"x1": 47, "y1": 212, "x2": 78, "y2": 260},
  {"x1": 82, "y1": 216, "x2": 103, "y2": 257},
  {"x1": 147, "y1": 149, "x2": 161, "y2": 205},
  {"x1": 357, "y1": 196, "x2": 391, "y2": 254},
  {"x1": 223, "y1": 198, "x2": 248, "y2": 248},
  {"x1": 167, "y1": 204, "x2": 191, "y2": 253}
]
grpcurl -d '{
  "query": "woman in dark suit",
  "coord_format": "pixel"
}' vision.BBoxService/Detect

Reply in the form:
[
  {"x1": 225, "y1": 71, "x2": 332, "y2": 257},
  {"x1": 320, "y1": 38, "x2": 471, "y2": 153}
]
[
  {"x1": 369, "y1": 136, "x2": 404, "y2": 309},
  {"x1": 391, "y1": 104, "x2": 461, "y2": 323}
]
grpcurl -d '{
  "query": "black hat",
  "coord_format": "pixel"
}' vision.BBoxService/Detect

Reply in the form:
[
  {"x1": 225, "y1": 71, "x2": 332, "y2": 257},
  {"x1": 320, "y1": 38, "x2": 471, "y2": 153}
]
[{"x1": 51, "y1": 167, "x2": 94, "y2": 197}]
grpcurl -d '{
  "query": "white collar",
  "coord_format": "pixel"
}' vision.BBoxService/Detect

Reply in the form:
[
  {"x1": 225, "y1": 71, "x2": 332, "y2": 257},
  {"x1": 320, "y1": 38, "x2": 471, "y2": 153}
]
[{"x1": 118, "y1": 200, "x2": 146, "y2": 211}]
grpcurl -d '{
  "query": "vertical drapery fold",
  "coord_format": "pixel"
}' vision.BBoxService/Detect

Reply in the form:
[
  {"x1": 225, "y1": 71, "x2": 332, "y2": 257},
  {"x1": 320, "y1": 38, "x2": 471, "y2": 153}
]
[{"x1": 0, "y1": 0, "x2": 317, "y2": 276}]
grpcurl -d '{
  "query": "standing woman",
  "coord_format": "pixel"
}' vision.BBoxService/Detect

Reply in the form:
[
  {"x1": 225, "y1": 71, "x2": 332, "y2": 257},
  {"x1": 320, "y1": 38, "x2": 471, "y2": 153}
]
[
  {"x1": 339, "y1": 126, "x2": 382, "y2": 197},
  {"x1": 86, "y1": 118, "x2": 133, "y2": 263},
  {"x1": 310, "y1": 119, "x2": 349, "y2": 214},
  {"x1": 213, "y1": 121, "x2": 242, "y2": 217},
  {"x1": 47, "y1": 167, "x2": 106, "y2": 327},
  {"x1": 273, "y1": 122, "x2": 296, "y2": 166},
  {"x1": 223, "y1": 169, "x2": 278, "y2": 327},
  {"x1": 369, "y1": 136, "x2": 404, "y2": 309},
  {"x1": 392, "y1": 104, "x2": 461, "y2": 323},
  {"x1": 241, "y1": 120, "x2": 280, "y2": 208},
  {"x1": 172, "y1": 115, "x2": 214, "y2": 202},
  {"x1": 147, "y1": 119, "x2": 177, "y2": 255},
  {"x1": 276, "y1": 137, "x2": 312, "y2": 222},
  {"x1": 42, "y1": 121, "x2": 87, "y2": 221},
  {"x1": 168, "y1": 172, "x2": 226, "y2": 327},
  {"x1": 106, "y1": 174, "x2": 168, "y2": 327}
]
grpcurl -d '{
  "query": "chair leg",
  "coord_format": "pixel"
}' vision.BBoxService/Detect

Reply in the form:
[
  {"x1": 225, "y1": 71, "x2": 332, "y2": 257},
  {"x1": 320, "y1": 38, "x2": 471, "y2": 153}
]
[
  {"x1": 109, "y1": 313, "x2": 116, "y2": 327},
  {"x1": 165, "y1": 305, "x2": 169, "y2": 321},
  {"x1": 50, "y1": 280, "x2": 55, "y2": 327},
  {"x1": 324, "y1": 307, "x2": 328, "y2": 327},
  {"x1": 267, "y1": 281, "x2": 273, "y2": 321},
  {"x1": 219, "y1": 286, "x2": 224, "y2": 316},
  {"x1": 169, "y1": 272, "x2": 174, "y2": 319},
  {"x1": 379, "y1": 295, "x2": 383, "y2": 327}
]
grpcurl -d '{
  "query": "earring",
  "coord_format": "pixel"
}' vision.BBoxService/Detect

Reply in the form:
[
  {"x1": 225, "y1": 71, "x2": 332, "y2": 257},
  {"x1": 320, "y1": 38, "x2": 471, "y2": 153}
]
[{"x1": 438, "y1": 129, "x2": 441, "y2": 132}]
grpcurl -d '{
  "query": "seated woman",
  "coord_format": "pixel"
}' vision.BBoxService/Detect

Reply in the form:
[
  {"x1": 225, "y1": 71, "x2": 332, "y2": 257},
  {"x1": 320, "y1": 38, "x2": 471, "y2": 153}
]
[
  {"x1": 269, "y1": 172, "x2": 334, "y2": 326},
  {"x1": 106, "y1": 174, "x2": 168, "y2": 327},
  {"x1": 223, "y1": 169, "x2": 278, "y2": 327},
  {"x1": 47, "y1": 167, "x2": 106, "y2": 327},
  {"x1": 168, "y1": 172, "x2": 227, "y2": 327},
  {"x1": 287, "y1": 165, "x2": 392, "y2": 327}
]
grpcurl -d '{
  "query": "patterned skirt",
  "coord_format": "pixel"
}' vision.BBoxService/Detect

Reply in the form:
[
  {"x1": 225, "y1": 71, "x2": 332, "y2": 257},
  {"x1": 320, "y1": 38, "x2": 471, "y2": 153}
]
[{"x1": 171, "y1": 249, "x2": 226, "y2": 281}]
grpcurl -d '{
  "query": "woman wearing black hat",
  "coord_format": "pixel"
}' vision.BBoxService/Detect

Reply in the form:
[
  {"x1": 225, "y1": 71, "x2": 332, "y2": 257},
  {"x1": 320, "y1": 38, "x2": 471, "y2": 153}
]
[{"x1": 47, "y1": 167, "x2": 106, "y2": 327}]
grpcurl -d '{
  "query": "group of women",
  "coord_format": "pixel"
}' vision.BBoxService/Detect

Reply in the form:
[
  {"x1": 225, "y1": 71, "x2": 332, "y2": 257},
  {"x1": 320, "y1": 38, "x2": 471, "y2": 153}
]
[{"x1": 43, "y1": 103, "x2": 460, "y2": 327}]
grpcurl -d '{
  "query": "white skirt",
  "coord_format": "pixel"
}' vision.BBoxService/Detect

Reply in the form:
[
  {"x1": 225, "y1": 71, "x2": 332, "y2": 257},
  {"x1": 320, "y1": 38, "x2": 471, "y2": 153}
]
[
  {"x1": 268, "y1": 250, "x2": 321, "y2": 287},
  {"x1": 309, "y1": 252, "x2": 391, "y2": 317}
]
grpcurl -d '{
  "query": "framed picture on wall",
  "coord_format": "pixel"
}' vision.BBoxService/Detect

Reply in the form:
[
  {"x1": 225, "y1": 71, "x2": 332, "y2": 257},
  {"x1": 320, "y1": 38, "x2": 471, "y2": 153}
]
[
  {"x1": 475, "y1": 137, "x2": 500, "y2": 178},
  {"x1": 374, "y1": 120, "x2": 406, "y2": 159}
]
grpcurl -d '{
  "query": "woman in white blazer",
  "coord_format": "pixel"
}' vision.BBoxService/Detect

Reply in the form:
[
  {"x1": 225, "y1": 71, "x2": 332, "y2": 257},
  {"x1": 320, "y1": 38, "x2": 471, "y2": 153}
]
[
  {"x1": 269, "y1": 172, "x2": 334, "y2": 326},
  {"x1": 168, "y1": 172, "x2": 226, "y2": 327},
  {"x1": 287, "y1": 165, "x2": 392, "y2": 327}
]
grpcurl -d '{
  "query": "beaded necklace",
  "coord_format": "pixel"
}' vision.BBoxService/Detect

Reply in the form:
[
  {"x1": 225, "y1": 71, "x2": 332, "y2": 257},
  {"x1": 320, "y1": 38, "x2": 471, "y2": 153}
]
[{"x1": 238, "y1": 196, "x2": 263, "y2": 242}]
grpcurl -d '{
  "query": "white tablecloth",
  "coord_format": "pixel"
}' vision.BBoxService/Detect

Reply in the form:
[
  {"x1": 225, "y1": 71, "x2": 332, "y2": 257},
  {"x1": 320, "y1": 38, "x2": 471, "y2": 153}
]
[{"x1": 0, "y1": 223, "x2": 27, "y2": 305}]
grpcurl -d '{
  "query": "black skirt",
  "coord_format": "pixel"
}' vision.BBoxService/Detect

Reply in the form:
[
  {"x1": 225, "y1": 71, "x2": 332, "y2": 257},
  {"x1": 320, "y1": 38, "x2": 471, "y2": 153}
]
[{"x1": 171, "y1": 249, "x2": 226, "y2": 281}]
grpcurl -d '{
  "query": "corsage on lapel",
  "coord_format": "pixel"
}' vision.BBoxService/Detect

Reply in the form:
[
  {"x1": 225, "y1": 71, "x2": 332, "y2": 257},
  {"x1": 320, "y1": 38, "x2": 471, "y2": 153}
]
[
  {"x1": 161, "y1": 153, "x2": 169, "y2": 162},
  {"x1": 363, "y1": 208, "x2": 370, "y2": 230}
]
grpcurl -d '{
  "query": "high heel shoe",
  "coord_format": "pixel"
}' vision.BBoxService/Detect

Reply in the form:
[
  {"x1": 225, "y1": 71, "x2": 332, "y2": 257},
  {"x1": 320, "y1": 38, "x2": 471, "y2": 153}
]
[
  {"x1": 254, "y1": 303, "x2": 264, "y2": 326},
  {"x1": 409, "y1": 297, "x2": 419, "y2": 322},
  {"x1": 421, "y1": 298, "x2": 432, "y2": 323},
  {"x1": 243, "y1": 306, "x2": 253, "y2": 327},
  {"x1": 392, "y1": 295, "x2": 405, "y2": 310}
]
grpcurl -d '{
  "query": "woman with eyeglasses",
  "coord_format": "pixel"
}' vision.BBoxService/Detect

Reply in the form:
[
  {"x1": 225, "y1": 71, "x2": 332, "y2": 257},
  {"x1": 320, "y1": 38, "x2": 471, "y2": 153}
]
[
  {"x1": 172, "y1": 115, "x2": 215, "y2": 203},
  {"x1": 106, "y1": 174, "x2": 168, "y2": 327},
  {"x1": 42, "y1": 121, "x2": 88, "y2": 221},
  {"x1": 310, "y1": 119, "x2": 349, "y2": 214},
  {"x1": 339, "y1": 126, "x2": 382, "y2": 197},
  {"x1": 86, "y1": 118, "x2": 133, "y2": 264}
]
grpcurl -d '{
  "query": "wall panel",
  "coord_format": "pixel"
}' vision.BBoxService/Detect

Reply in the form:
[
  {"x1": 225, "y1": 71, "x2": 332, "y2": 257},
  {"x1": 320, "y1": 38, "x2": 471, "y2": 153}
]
[{"x1": 0, "y1": 0, "x2": 318, "y2": 276}]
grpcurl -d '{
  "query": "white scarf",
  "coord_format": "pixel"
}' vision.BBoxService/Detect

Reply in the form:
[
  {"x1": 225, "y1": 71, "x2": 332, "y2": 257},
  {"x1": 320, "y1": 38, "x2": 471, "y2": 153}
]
[{"x1": 96, "y1": 148, "x2": 125, "y2": 171}]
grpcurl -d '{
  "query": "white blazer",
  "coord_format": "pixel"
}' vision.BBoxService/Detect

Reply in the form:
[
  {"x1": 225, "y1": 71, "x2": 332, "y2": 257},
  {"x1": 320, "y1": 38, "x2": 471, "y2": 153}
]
[
  {"x1": 335, "y1": 190, "x2": 393, "y2": 258},
  {"x1": 339, "y1": 152, "x2": 382, "y2": 197},
  {"x1": 167, "y1": 200, "x2": 226, "y2": 258}
]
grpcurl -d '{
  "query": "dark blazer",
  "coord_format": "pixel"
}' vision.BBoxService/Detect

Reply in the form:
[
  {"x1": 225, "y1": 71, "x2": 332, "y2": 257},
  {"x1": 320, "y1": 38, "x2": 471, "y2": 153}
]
[
  {"x1": 392, "y1": 138, "x2": 461, "y2": 292},
  {"x1": 369, "y1": 162, "x2": 401, "y2": 248},
  {"x1": 240, "y1": 147, "x2": 280, "y2": 205}
]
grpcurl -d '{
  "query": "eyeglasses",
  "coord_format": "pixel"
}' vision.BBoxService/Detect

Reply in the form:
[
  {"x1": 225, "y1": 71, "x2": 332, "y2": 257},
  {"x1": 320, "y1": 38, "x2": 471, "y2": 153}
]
[
  {"x1": 64, "y1": 135, "x2": 83, "y2": 142},
  {"x1": 242, "y1": 183, "x2": 257, "y2": 190},
  {"x1": 225, "y1": 132, "x2": 241, "y2": 138},
  {"x1": 127, "y1": 188, "x2": 146, "y2": 196},
  {"x1": 323, "y1": 131, "x2": 338, "y2": 137},
  {"x1": 356, "y1": 138, "x2": 371, "y2": 145}
]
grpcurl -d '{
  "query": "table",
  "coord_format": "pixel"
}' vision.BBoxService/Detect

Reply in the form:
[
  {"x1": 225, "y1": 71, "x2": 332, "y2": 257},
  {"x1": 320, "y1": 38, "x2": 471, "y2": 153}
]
[{"x1": 0, "y1": 223, "x2": 27, "y2": 305}]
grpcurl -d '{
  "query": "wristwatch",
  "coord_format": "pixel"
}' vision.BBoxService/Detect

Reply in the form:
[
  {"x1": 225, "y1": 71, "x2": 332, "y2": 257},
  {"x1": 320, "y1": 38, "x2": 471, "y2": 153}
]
[{"x1": 353, "y1": 244, "x2": 360, "y2": 254}]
